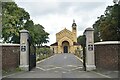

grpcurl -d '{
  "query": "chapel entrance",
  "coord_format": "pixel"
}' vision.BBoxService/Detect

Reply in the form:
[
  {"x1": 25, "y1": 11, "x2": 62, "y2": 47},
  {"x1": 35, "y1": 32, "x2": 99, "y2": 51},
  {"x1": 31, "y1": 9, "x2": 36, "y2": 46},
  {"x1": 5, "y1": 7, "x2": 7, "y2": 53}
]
[
  {"x1": 64, "y1": 46, "x2": 68, "y2": 53},
  {"x1": 62, "y1": 41, "x2": 69, "y2": 53}
]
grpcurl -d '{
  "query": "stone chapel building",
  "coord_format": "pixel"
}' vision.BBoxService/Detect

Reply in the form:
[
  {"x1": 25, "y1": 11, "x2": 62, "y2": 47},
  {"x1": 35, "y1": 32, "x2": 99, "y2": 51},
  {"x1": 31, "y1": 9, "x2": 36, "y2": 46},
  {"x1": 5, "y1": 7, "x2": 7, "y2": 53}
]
[{"x1": 50, "y1": 20, "x2": 81, "y2": 54}]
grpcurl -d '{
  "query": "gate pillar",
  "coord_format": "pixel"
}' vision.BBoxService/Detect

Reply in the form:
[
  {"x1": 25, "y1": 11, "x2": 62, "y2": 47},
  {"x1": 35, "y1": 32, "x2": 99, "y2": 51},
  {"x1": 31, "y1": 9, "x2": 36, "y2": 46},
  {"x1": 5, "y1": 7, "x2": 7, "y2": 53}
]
[
  {"x1": 20, "y1": 30, "x2": 29, "y2": 71},
  {"x1": 84, "y1": 27, "x2": 96, "y2": 71}
]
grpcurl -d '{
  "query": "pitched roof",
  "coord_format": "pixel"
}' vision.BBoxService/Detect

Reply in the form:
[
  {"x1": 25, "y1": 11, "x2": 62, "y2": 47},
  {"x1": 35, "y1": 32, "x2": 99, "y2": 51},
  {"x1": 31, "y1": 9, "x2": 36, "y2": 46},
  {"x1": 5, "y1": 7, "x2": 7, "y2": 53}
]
[
  {"x1": 56, "y1": 28, "x2": 72, "y2": 35},
  {"x1": 73, "y1": 42, "x2": 80, "y2": 46},
  {"x1": 50, "y1": 42, "x2": 58, "y2": 46}
]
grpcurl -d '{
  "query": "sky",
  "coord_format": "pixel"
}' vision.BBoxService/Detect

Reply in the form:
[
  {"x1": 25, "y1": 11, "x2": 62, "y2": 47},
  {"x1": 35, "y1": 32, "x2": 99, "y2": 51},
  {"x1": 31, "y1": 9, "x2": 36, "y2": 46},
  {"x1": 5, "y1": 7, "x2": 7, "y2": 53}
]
[{"x1": 14, "y1": 0, "x2": 113, "y2": 46}]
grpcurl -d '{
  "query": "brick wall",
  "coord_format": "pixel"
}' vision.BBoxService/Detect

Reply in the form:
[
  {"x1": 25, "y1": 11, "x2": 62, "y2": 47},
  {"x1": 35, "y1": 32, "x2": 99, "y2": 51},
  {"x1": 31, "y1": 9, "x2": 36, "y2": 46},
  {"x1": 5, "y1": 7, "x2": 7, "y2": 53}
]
[
  {"x1": 0, "y1": 44, "x2": 2, "y2": 75},
  {"x1": 1, "y1": 44, "x2": 20, "y2": 71},
  {"x1": 94, "y1": 41, "x2": 119, "y2": 70}
]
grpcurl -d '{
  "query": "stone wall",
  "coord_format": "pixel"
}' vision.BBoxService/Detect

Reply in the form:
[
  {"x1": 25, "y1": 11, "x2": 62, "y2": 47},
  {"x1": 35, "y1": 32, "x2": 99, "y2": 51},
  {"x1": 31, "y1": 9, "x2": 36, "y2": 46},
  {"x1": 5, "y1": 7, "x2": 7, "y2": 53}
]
[
  {"x1": 50, "y1": 46, "x2": 58, "y2": 54},
  {"x1": 94, "y1": 41, "x2": 119, "y2": 70},
  {"x1": 1, "y1": 44, "x2": 20, "y2": 71}
]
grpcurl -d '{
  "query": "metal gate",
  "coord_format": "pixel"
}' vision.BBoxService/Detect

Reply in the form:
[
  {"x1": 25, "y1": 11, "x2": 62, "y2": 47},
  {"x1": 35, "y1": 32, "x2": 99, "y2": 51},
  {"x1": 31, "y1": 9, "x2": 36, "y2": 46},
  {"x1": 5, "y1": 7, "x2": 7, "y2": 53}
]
[
  {"x1": 28, "y1": 37, "x2": 36, "y2": 71},
  {"x1": 83, "y1": 35, "x2": 86, "y2": 71}
]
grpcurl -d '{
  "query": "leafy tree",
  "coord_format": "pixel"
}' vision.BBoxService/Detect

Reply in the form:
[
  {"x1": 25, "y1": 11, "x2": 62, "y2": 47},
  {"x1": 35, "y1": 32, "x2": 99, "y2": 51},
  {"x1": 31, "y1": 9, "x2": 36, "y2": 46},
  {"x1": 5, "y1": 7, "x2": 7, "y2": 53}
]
[
  {"x1": 93, "y1": 15, "x2": 104, "y2": 42},
  {"x1": 2, "y1": 2, "x2": 30, "y2": 43},
  {"x1": 2, "y1": 2, "x2": 49, "y2": 45},
  {"x1": 30, "y1": 24, "x2": 49, "y2": 45},
  {"x1": 93, "y1": 3, "x2": 120, "y2": 41},
  {"x1": 77, "y1": 35, "x2": 85, "y2": 48}
]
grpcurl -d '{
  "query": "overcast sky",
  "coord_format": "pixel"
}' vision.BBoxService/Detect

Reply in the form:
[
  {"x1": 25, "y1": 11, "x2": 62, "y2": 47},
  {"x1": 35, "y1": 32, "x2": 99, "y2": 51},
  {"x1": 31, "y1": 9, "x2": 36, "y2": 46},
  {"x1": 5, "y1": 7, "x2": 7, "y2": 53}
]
[{"x1": 14, "y1": 0, "x2": 113, "y2": 46}]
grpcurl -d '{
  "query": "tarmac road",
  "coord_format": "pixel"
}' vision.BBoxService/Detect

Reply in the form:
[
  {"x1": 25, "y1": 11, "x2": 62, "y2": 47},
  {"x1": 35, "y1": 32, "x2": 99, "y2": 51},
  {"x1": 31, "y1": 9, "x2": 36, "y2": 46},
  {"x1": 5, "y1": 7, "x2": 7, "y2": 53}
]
[{"x1": 3, "y1": 53, "x2": 117, "y2": 78}]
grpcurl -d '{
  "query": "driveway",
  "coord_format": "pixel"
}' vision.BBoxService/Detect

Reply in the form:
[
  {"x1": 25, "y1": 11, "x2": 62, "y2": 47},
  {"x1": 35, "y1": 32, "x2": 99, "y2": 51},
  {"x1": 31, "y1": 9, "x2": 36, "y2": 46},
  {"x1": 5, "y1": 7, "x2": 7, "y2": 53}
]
[
  {"x1": 2, "y1": 53, "x2": 115, "y2": 78},
  {"x1": 36, "y1": 53, "x2": 83, "y2": 72}
]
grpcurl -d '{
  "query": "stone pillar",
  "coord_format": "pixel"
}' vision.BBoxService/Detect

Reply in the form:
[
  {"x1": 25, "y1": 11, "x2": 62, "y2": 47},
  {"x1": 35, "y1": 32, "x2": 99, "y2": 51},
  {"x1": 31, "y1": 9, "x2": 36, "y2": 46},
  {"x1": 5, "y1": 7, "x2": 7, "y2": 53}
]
[
  {"x1": 84, "y1": 27, "x2": 96, "y2": 71},
  {"x1": 19, "y1": 30, "x2": 29, "y2": 71}
]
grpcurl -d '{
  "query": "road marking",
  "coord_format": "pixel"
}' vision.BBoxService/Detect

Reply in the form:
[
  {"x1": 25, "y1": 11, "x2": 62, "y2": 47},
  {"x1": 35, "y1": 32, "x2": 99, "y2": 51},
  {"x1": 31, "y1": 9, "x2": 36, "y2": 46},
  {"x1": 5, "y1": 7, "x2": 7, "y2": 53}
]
[
  {"x1": 91, "y1": 71, "x2": 111, "y2": 78},
  {"x1": 56, "y1": 67, "x2": 62, "y2": 68},
  {"x1": 54, "y1": 71, "x2": 58, "y2": 72},
  {"x1": 74, "y1": 55, "x2": 83, "y2": 62},
  {"x1": 68, "y1": 67, "x2": 83, "y2": 72},
  {"x1": 37, "y1": 54, "x2": 56, "y2": 64},
  {"x1": 36, "y1": 66, "x2": 62, "y2": 71},
  {"x1": 36, "y1": 67, "x2": 46, "y2": 71},
  {"x1": 30, "y1": 71, "x2": 35, "y2": 72},
  {"x1": 64, "y1": 56, "x2": 67, "y2": 59},
  {"x1": 67, "y1": 65, "x2": 76, "y2": 67},
  {"x1": 46, "y1": 67, "x2": 61, "y2": 71},
  {"x1": 67, "y1": 65, "x2": 78, "y2": 67},
  {"x1": 62, "y1": 72, "x2": 66, "y2": 73},
  {"x1": 46, "y1": 67, "x2": 58, "y2": 71}
]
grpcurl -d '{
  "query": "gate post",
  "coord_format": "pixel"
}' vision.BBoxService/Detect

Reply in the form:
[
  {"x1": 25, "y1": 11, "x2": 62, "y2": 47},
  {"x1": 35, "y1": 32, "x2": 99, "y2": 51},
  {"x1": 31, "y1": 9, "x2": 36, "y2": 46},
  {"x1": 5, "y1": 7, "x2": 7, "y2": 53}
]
[
  {"x1": 84, "y1": 27, "x2": 96, "y2": 71},
  {"x1": 19, "y1": 30, "x2": 29, "y2": 71}
]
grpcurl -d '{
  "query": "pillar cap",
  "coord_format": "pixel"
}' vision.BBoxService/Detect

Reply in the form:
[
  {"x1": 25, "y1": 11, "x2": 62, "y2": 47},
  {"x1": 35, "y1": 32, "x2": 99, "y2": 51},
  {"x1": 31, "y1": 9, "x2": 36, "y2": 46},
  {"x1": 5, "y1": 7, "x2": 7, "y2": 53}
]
[
  {"x1": 85, "y1": 27, "x2": 94, "y2": 31},
  {"x1": 20, "y1": 29, "x2": 29, "y2": 33},
  {"x1": 83, "y1": 27, "x2": 94, "y2": 35}
]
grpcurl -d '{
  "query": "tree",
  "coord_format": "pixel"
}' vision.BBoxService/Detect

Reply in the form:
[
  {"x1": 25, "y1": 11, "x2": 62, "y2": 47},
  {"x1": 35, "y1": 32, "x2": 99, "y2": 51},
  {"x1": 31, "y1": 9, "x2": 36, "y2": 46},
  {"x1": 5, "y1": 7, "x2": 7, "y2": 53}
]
[
  {"x1": 93, "y1": 3, "x2": 120, "y2": 41},
  {"x1": 2, "y1": 2, "x2": 30, "y2": 43},
  {"x1": 93, "y1": 15, "x2": 104, "y2": 42},
  {"x1": 77, "y1": 35, "x2": 86, "y2": 48},
  {"x1": 36, "y1": 47, "x2": 52, "y2": 61},
  {"x1": 2, "y1": 2, "x2": 49, "y2": 45},
  {"x1": 30, "y1": 24, "x2": 49, "y2": 45}
]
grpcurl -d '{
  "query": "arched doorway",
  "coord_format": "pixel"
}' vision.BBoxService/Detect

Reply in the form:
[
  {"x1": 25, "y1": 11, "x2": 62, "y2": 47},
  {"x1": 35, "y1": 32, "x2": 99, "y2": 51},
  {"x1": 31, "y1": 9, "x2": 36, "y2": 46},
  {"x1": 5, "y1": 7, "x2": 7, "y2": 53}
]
[
  {"x1": 64, "y1": 46, "x2": 68, "y2": 53},
  {"x1": 62, "y1": 41, "x2": 69, "y2": 53}
]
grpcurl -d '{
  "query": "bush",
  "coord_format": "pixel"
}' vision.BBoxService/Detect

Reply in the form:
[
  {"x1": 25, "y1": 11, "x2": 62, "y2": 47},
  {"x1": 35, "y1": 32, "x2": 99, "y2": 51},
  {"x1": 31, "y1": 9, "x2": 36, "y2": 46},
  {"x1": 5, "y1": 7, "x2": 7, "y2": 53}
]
[{"x1": 36, "y1": 47, "x2": 53, "y2": 62}]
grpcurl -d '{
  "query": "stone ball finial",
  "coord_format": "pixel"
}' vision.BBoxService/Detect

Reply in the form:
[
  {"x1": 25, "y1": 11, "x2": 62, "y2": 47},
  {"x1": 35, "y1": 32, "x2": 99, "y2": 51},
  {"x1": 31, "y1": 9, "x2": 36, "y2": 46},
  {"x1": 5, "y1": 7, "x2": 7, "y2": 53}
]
[{"x1": 73, "y1": 19, "x2": 75, "y2": 23}]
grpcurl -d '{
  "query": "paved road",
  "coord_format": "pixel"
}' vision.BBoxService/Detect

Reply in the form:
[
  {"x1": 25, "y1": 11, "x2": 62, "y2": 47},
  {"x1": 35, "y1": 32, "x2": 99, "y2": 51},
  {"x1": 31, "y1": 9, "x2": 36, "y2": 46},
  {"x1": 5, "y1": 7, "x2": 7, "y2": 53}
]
[
  {"x1": 3, "y1": 54, "x2": 115, "y2": 78},
  {"x1": 36, "y1": 53, "x2": 83, "y2": 72}
]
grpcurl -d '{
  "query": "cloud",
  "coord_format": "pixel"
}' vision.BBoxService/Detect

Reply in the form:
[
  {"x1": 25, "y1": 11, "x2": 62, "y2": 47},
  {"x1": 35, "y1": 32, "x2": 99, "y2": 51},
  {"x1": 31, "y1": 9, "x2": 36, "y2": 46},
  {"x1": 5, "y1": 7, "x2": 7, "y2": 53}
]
[
  {"x1": 15, "y1": 0, "x2": 114, "y2": 45},
  {"x1": 14, "y1": 0, "x2": 113, "y2": 2},
  {"x1": 16, "y1": 2, "x2": 106, "y2": 16}
]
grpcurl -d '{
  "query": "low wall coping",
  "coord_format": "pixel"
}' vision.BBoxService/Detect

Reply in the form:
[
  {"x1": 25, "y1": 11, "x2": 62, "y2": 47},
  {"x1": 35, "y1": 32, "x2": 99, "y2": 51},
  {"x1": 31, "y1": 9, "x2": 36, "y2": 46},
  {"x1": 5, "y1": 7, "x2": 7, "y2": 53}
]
[
  {"x1": 0, "y1": 43, "x2": 20, "y2": 46},
  {"x1": 94, "y1": 41, "x2": 120, "y2": 45}
]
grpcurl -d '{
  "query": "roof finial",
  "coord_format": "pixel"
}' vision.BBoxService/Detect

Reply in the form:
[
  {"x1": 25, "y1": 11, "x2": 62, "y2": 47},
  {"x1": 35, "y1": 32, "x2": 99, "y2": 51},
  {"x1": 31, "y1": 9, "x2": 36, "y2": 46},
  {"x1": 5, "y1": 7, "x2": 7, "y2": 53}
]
[
  {"x1": 73, "y1": 19, "x2": 75, "y2": 23},
  {"x1": 72, "y1": 19, "x2": 77, "y2": 27}
]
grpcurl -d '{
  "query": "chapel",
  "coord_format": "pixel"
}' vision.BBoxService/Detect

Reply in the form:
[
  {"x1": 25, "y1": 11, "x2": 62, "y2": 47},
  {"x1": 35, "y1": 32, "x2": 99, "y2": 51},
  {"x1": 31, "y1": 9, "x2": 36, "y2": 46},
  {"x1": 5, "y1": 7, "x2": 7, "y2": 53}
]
[{"x1": 50, "y1": 20, "x2": 81, "y2": 54}]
